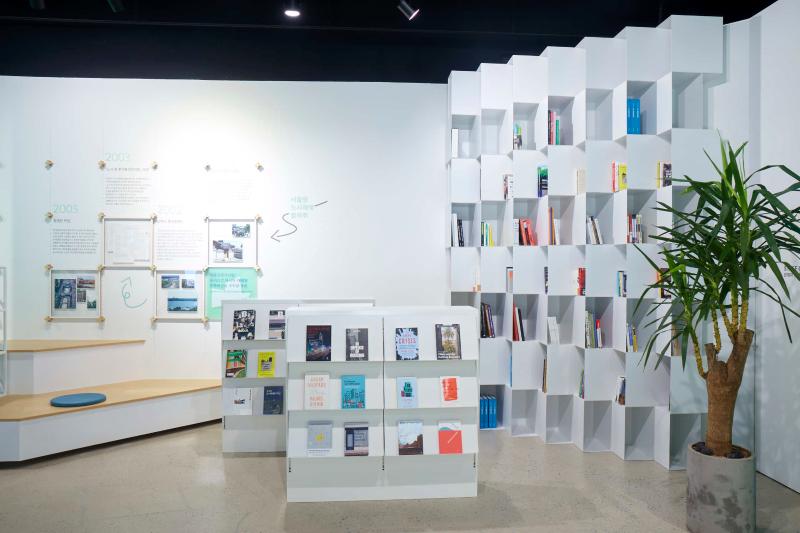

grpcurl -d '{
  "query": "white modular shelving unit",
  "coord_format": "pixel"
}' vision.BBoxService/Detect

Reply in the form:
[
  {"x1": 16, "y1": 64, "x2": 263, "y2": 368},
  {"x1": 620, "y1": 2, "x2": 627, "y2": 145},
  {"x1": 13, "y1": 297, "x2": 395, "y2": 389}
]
[
  {"x1": 285, "y1": 306, "x2": 479, "y2": 502},
  {"x1": 220, "y1": 298, "x2": 374, "y2": 453},
  {"x1": 447, "y1": 15, "x2": 721, "y2": 469}
]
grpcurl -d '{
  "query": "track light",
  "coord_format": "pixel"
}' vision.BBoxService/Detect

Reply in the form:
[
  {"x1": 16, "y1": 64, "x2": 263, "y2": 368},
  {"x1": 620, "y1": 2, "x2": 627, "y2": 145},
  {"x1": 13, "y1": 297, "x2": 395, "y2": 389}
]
[
  {"x1": 284, "y1": 0, "x2": 300, "y2": 18},
  {"x1": 29, "y1": 0, "x2": 45, "y2": 10},
  {"x1": 107, "y1": 0, "x2": 125, "y2": 13},
  {"x1": 397, "y1": 1, "x2": 419, "y2": 20}
]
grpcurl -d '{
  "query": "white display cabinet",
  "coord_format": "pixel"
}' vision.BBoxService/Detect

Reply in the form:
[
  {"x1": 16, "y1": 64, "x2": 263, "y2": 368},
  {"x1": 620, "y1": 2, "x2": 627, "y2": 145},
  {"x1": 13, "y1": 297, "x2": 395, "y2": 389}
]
[
  {"x1": 448, "y1": 71, "x2": 481, "y2": 161},
  {"x1": 446, "y1": 16, "x2": 722, "y2": 469},
  {"x1": 450, "y1": 159, "x2": 481, "y2": 204}
]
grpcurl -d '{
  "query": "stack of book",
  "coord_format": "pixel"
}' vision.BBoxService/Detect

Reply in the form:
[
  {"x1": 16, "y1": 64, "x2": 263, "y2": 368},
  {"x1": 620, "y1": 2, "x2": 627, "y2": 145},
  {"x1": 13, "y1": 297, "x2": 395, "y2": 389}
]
[
  {"x1": 657, "y1": 161, "x2": 672, "y2": 187},
  {"x1": 537, "y1": 166, "x2": 549, "y2": 197},
  {"x1": 627, "y1": 98, "x2": 641, "y2": 134},
  {"x1": 548, "y1": 208, "x2": 560, "y2": 245},
  {"x1": 480, "y1": 395, "x2": 498, "y2": 428},
  {"x1": 480, "y1": 221, "x2": 496, "y2": 246},
  {"x1": 612, "y1": 161, "x2": 628, "y2": 192},
  {"x1": 450, "y1": 214, "x2": 464, "y2": 247},
  {"x1": 615, "y1": 376, "x2": 626, "y2": 405},
  {"x1": 544, "y1": 266, "x2": 549, "y2": 294},
  {"x1": 585, "y1": 310, "x2": 603, "y2": 348},
  {"x1": 627, "y1": 213, "x2": 643, "y2": 243},
  {"x1": 617, "y1": 270, "x2": 628, "y2": 297},
  {"x1": 511, "y1": 304, "x2": 526, "y2": 341},
  {"x1": 576, "y1": 168, "x2": 587, "y2": 194},
  {"x1": 577, "y1": 267, "x2": 586, "y2": 296},
  {"x1": 513, "y1": 123, "x2": 523, "y2": 150},
  {"x1": 514, "y1": 218, "x2": 536, "y2": 245},
  {"x1": 586, "y1": 216, "x2": 604, "y2": 244},
  {"x1": 548, "y1": 110, "x2": 561, "y2": 145},
  {"x1": 626, "y1": 323, "x2": 639, "y2": 352},
  {"x1": 480, "y1": 302, "x2": 495, "y2": 338}
]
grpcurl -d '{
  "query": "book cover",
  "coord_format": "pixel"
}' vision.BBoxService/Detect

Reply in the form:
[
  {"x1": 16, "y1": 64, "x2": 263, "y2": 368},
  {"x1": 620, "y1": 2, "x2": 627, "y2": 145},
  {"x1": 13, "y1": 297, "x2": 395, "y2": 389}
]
[
  {"x1": 435, "y1": 323, "x2": 461, "y2": 360},
  {"x1": 225, "y1": 349, "x2": 247, "y2": 378},
  {"x1": 440, "y1": 376, "x2": 460, "y2": 404},
  {"x1": 223, "y1": 387, "x2": 252, "y2": 415},
  {"x1": 345, "y1": 423, "x2": 369, "y2": 456},
  {"x1": 307, "y1": 421, "x2": 333, "y2": 457},
  {"x1": 232, "y1": 309, "x2": 256, "y2": 340},
  {"x1": 398, "y1": 420, "x2": 424, "y2": 455},
  {"x1": 262, "y1": 386, "x2": 283, "y2": 415},
  {"x1": 257, "y1": 351, "x2": 276, "y2": 378},
  {"x1": 547, "y1": 317, "x2": 560, "y2": 345},
  {"x1": 345, "y1": 328, "x2": 369, "y2": 361},
  {"x1": 438, "y1": 420, "x2": 463, "y2": 454},
  {"x1": 304, "y1": 373, "x2": 330, "y2": 409},
  {"x1": 395, "y1": 327, "x2": 419, "y2": 360},
  {"x1": 396, "y1": 376, "x2": 418, "y2": 408},
  {"x1": 615, "y1": 376, "x2": 626, "y2": 405},
  {"x1": 268, "y1": 310, "x2": 286, "y2": 340},
  {"x1": 306, "y1": 325, "x2": 332, "y2": 361},
  {"x1": 341, "y1": 375, "x2": 366, "y2": 409}
]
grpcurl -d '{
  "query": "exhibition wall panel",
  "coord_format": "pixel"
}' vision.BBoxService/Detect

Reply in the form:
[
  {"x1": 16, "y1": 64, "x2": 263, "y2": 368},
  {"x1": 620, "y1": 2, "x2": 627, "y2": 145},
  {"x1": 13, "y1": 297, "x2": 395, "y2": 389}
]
[{"x1": 0, "y1": 78, "x2": 448, "y2": 379}]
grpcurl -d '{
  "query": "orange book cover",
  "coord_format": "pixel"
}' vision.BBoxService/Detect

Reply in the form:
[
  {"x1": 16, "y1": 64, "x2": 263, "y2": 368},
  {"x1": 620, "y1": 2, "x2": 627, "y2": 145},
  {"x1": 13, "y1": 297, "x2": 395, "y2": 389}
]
[
  {"x1": 438, "y1": 421, "x2": 463, "y2": 454},
  {"x1": 440, "y1": 376, "x2": 460, "y2": 403}
]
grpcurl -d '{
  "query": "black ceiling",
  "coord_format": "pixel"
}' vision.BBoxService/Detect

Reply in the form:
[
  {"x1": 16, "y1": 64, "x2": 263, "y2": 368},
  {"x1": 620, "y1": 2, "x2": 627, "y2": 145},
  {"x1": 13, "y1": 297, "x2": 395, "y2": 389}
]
[{"x1": 0, "y1": 0, "x2": 775, "y2": 83}]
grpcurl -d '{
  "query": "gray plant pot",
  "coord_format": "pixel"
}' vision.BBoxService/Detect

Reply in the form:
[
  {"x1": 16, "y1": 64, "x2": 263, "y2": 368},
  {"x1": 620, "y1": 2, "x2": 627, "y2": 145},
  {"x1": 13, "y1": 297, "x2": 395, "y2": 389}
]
[{"x1": 686, "y1": 443, "x2": 755, "y2": 533}]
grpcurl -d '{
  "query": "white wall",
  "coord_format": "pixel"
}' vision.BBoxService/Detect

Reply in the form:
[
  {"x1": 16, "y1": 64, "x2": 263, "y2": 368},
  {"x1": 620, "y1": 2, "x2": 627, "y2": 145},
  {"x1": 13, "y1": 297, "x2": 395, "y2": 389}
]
[{"x1": 0, "y1": 77, "x2": 448, "y2": 379}]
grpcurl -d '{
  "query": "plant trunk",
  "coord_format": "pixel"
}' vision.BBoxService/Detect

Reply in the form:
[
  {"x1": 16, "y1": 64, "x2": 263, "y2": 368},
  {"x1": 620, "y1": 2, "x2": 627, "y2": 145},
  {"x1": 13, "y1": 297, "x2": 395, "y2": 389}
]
[{"x1": 704, "y1": 330, "x2": 754, "y2": 457}]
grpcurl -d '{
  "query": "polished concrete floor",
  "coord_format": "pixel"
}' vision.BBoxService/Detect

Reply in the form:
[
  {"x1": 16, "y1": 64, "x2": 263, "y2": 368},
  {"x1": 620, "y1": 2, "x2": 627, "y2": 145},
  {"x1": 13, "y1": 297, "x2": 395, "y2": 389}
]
[{"x1": 1, "y1": 422, "x2": 798, "y2": 533}]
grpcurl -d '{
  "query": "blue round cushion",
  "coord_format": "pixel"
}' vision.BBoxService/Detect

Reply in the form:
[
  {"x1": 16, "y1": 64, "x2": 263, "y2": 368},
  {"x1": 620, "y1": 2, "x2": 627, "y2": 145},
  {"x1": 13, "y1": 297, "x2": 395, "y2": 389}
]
[{"x1": 50, "y1": 392, "x2": 107, "y2": 408}]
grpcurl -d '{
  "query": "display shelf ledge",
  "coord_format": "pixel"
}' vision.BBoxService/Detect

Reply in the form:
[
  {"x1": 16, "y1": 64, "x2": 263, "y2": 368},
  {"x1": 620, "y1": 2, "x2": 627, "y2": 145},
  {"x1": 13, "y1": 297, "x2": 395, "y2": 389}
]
[{"x1": 7, "y1": 339, "x2": 146, "y2": 353}]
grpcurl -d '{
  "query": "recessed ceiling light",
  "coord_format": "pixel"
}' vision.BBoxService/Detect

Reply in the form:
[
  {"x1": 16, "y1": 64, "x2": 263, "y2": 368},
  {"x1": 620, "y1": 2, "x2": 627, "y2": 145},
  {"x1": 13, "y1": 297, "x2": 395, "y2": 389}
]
[
  {"x1": 397, "y1": 1, "x2": 419, "y2": 21},
  {"x1": 284, "y1": 1, "x2": 300, "y2": 18}
]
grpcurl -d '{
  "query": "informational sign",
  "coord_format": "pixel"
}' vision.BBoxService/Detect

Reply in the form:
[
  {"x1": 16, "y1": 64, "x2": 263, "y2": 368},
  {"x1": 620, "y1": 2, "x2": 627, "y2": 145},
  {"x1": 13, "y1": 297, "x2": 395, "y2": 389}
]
[{"x1": 204, "y1": 267, "x2": 258, "y2": 320}]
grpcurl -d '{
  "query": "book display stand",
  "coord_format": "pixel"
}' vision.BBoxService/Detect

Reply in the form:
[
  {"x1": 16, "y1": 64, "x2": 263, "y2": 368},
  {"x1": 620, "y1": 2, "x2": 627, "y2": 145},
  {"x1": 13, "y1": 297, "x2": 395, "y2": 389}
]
[
  {"x1": 220, "y1": 299, "x2": 374, "y2": 453},
  {"x1": 447, "y1": 15, "x2": 721, "y2": 469},
  {"x1": 285, "y1": 306, "x2": 479, "y2": 502}
]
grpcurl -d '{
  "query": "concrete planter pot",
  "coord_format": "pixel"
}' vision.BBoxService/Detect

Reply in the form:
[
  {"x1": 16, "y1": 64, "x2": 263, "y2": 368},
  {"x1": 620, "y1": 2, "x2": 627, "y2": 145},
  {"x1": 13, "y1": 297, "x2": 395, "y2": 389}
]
[{"x1": 686, "y1": 443, "x2": 755, "y2": 533}]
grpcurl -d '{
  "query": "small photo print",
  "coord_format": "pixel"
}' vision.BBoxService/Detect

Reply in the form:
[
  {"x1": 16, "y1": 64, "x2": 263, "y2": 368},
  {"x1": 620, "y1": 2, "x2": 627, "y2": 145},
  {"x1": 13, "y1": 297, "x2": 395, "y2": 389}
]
[
  {"x1": 233, "y1": 309, "x2": 256, "y2": 340},
  {"x1": 181, "y1": 278, "x2": 195, "y2": 289},
  {"x1": 77, "y1": 289, "x2": 87, "y2": 303},
  {"x1": 231, "y1": 224, "x2": 251, "y2": 238},
  {"x1": 212, "y1": 240, "x2": 243, "y2": 263},
  {"x1": 77, "y1": 277, "x2": 96, "y2": 289},
  {"x1": 87, "y1": 298, "x2": 97, "y2": 309},
  {"x1": 168, "y1": 294, "x2": 198, "y2": 312},
  {"x1": 161, "y1": 275, "x2": 180, "y2": 289},
  {"x1": 54, "y1": 278, "x2": 77, "y2": 310}
]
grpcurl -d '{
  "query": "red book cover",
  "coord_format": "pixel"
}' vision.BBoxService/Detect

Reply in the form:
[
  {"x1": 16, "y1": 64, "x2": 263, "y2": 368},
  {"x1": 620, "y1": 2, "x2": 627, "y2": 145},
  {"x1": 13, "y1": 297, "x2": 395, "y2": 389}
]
[
  {"x1": 440, "y1": 376, "x2": 459, "y2": 403},
  {"x1": 438, "y1": 422, "x2": 463, "y2": 454},
  {"x1": 525, "y1": 218, "x2": 536, "y2": 245},
  {"x1": 512, "y1": 304, "x2": 519, "y2": 341}
]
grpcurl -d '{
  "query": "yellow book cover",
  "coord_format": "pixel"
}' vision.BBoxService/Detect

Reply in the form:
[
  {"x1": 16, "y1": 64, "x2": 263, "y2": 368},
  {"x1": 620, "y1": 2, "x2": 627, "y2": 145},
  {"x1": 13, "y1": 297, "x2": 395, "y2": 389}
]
[
  {"x1": 257, "y1": 351, "x2": 276, "y2": 378},
  {"x1": 619, "y1": 163, "x2": 628, "y2": 190},
  {"x1": 489, "y1": 225, "x2": 495, "y2": 247}
]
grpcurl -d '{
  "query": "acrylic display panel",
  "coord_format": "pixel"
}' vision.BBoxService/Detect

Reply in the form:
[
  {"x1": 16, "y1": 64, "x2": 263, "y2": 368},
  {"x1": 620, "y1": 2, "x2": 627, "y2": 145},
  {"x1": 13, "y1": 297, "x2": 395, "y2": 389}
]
[
  {"x1": 103, "y1": 218, "x2": 153, "y2": 268},
  {"x1": 207, "y1": 219, "x2": 259, "y2": 268},
  {"x1": 49, "y1": 269, "x2": 102, "y2": 319},
  {"x1": 154, "y1": 270, "x2": 205, "y2": 320}
]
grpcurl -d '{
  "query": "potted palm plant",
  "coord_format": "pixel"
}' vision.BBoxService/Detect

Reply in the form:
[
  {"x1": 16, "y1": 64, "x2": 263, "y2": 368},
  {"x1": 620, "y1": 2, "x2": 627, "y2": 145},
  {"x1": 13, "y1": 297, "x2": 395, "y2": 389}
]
[{"x1": 637, "y1": 139, "x2": 800, "y2": 533}]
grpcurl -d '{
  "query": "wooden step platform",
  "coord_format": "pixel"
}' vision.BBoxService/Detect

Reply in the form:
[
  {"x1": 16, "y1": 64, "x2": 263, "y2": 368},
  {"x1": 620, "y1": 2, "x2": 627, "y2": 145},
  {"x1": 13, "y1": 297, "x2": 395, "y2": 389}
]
[{"x1": 7, "y1": 339, "x2": 145, "y2": 353}]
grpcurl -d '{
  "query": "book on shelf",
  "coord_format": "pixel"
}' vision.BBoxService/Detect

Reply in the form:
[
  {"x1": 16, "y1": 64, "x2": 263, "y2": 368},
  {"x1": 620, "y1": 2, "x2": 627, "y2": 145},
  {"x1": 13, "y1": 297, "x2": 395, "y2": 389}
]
[
  {"x1": 542, "y1": 357, "x2": 548, "y2": 393},
  {"x1": 481, "y1": 221, "x2": 496, "y2": 247},
  {"x1": 657, "y1": 161, "x2": 672, "y2": 188},
  {"x1": 451, "y1": 128, "x2": 460, "y2": 159},
  {"x1": 578, "y1": 370, "x2": 585, "y2": 399},
  {"x1": 438, "y1": 420, "x2": 463, "y2": 454},
  {"x1": 480, "y1": 302, "x2": 495, "y2": 338},
  {"x1": 232, "y1": 309, "x2": 256, "y2": 340},
  {"x1": 513, "y1": 122, "x2": 523, "y2": 150},
  {"x1": 537, "y1": 165, "x2": 549, "y2": 197},
  {"x1": 268, "y1": 310, "x2": 286, "y2": 340},
  {"x1": 626, "y1": 323, "x2": 639, "y2": 352},
  {"x1": 548, "y1": 110, "x2": 561, "y2": 145},
  {"x1": 586, "y1": 216, "x2": 603, "y2": 245},
  {"x1": 671, "y1": 324, "x2": 681, "y2": 356},
  {"x1": 617, "y1": 271, "x2": 628, "y2": 297},
  {"x1": 225, "y1": 349, "x2": 247, "y2": 378},
  {"x1": 612, "y1": 161, "x2": 628, "y2": 192},
  {"x1": 515, "y1": 217, "x2": 536, "y2": 246},
  {"x1": 627, "y1": 213, "x2": 644, "y2": 243},
  {"x1": 304, "y1": 372, "x2": 330, "y2": 410},
  {"x1": 585, "y1": 311, "x2": 603, "y2": 348},
  {"x1": 506, "y1": 266, "x2": 513, "y2": 292},
  {"x1": 398, "y1": 420, "x2": 424, "y2": 455},
  {"x1": 223, "y1": 387, "x2": 253, "y2": 416},
  {"x1": 577, "y1": 267, "x2": 586, "y2": 296},
  {"x1": 395, "y1": 327, "x2": 420, "y2": 360},
  {"x1": 480, "y1": 396, "x2": 498, "y2": 429},
  {"x1": 257, "y1": 351, "x2": 276, "y2": 378},
  {"x1": 451, "y1": 213, "x2": 459, "y2": 247},
  {"x1": 627, "y1": 98, "x2": 641, "y2": 134},
  {"x1": 576, "y1": 168, "x2": 587, "y2": 194},
  {"x1": 341, "y1": 375, "x2": 366, "y2": 409},
  {"x1": 548, "y1": 207, "x2": 560, "y2": 245},
  {"x1": 503, "y1": 173, "x2": 514, "y2": 200},
  {"x1": 544, "y1": 266, "x2": 549, "y2": 294},
  {"x1": 435, "y1": 323, "x2": 462, "y2": 360},
  {"x1": 547, "y1": 316, "x2": 560, "y2": 344},
  {"x1": 614, "y1": 376, "x2": 626, "y2": 405},
  {"x1": 263, "y1": 385, "x2": 284, "y2": 415},
  {"x1": 658, "y1": 268, "x2": 671, "y2": 298},
  {"x1": 307, "y1": 421, "x2": 333, "y2": 457},
  {"x1": 512, "y1": 304, "x2": 526, "y2": 342},
  {"x1": 440, "y1": 376, "x2": 461, "y2": 405},
  {"x1": 344, "y1": 423, "x2": 369, "y2": 456},
  {"x1": 480, "y1": 396, "x2": 486, "y2": 428},
  {"x1": 397, "y1": 376, "x2": 418, "y2": 408},
  {"x1": 345, "y1": 327, "x2": 369, "y2": 361},
  {"x1": 513, "y1": 218, "x2": 520, "y2": 246},
  {"x1": 306, "y1": 325, "x2": 332, "y2": 361}
]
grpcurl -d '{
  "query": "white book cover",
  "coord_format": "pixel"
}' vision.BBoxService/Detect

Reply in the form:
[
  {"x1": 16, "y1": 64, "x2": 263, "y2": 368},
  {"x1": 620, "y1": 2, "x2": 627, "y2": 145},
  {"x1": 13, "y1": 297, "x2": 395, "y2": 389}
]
[
  {"x1": 547, "y1": 317, "x2": 560, "y2": 345},
  {"x1": 513, "y1": 218, "x2": 520, "y2": 246},
  {"x1": 304, "y1": 373, "x2": 330, "y2": 410},
  {"x1": 593, "y1": 217, "x2": 604, "y2": 245},
  {"x1": 307, "y1": 421, "x2": 333, "y2": 457},
  {"x1": 223, "y1": 387, "x2": 253, "y2": 416},
  {"x1": 586, "y1": 218, "x2": 595, "y2": 245}
]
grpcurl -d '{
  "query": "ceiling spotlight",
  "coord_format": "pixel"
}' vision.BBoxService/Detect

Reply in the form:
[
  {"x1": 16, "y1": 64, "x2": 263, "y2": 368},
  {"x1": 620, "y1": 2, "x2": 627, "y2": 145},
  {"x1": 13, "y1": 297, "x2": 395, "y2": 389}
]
[
  {"x1": 284, "y1": 0, "x2": 300, "y2": 18},
  {"x1": 397, "y1": 1, "x2": 419, "y2": 20},
  {"x1": 29, "y1": 0, "x2": 45, "y2": 10},
  {"x1": 107, "y1": 0, "x2": 125, "y2": 13}
]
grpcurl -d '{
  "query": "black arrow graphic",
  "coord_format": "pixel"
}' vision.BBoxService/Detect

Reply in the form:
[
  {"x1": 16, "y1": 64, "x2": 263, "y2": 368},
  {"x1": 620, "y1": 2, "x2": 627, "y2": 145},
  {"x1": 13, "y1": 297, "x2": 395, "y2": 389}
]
[
  {"x1": 271, "y1": 213, "x2": 298, "y2": 242},
  {"x1": 314, "y1": 200, "x2": 329, "y2": 207}
]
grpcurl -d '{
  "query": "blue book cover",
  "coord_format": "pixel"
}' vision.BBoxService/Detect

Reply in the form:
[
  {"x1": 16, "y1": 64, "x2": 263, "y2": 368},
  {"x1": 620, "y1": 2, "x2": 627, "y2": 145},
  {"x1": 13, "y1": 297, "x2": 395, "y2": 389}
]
[
  {"x1": 634, "y1": 99, "x2": 641, "y2": 134},
  {"x1": 627, "y1": 98, "x2": 632, "y2": 134},
  {"x1": 480, "y1": 396, "x2": 487, "y2": 428},
  {"x1": 395, "y1": 327, "x2": 420, "y2": 360},
  {"x1": 341, "y1": 375, "x2": 366, "y2": 409},
  {"x1": 490, "y1": 396, "x2": 497, "y2": 428},
  {"x1": 263, "y1": 386, "x2": 283, "y2": 415}
]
